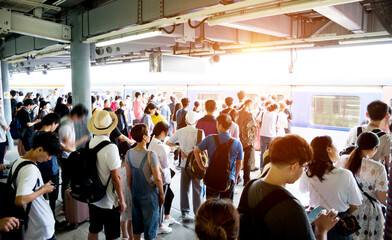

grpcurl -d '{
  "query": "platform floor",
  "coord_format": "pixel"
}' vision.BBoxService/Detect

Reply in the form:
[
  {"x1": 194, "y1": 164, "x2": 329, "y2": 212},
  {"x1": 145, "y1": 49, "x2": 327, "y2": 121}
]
[{"x1": 2, "y1": 126, "x2": 347, "y2": 239}]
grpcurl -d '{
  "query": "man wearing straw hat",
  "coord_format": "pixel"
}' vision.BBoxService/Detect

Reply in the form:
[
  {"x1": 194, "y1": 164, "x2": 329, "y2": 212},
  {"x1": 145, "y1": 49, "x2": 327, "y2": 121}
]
[{"x1": 87, "y1": 110, "x2": 126, "y2": 240}]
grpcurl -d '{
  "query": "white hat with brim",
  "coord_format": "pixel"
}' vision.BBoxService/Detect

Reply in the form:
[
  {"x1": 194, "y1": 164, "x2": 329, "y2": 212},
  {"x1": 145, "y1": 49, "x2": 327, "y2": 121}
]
[{"x1": 88, "y1": 110, "x2": 118, "y2": 135}]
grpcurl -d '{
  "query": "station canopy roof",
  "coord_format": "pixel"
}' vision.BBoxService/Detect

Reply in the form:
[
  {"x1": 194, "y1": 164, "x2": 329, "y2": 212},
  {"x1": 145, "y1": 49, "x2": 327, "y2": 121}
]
[{"x1": 0, "y1": 0, "x2": 391, "y2": 73}]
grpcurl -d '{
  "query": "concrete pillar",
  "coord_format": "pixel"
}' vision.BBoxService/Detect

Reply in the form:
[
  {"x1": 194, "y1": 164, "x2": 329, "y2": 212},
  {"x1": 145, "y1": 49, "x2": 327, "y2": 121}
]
[
  {"x1": 1, "y1": 61, "x2": 14, "y2": 149},
  {"x1": 70, "y1": 9, "x2": 91, "y2": 142}
]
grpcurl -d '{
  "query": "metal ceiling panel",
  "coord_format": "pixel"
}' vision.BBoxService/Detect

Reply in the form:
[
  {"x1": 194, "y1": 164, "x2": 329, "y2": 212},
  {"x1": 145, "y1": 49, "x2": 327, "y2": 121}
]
[
  {"x1": 88, "y1": 0, "x2": 138, "y2": 36},
  {"x1": 164, "y1": 0, "x2": 221, "y2": 17},
  {"x1": 34, "y1": 38, "x2": 58, "y2": 49},
  {"x1": 142, "y1": 0, "x2": 161, "y2": 23},
  {"x1": 16, "y1": 36, "x2": 34, "y2": 54},
  {"x1": 3, "y1": 38, "x2": 16, "y2": 58}
]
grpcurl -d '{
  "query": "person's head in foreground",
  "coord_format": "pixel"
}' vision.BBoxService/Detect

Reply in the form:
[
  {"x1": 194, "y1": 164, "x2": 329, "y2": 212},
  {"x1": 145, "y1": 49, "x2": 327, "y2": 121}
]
[{"x1": 195, "y1": 198, "x2": 239, "y2": 240}]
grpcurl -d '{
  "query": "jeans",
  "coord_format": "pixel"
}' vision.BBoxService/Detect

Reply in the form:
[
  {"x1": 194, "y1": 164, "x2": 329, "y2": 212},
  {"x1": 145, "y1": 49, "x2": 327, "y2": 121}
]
[
  {"x1": 260, "y1": 136, "x2": 274, "y2": 170},
  {"x1": 242, "y1": 146, "x2": 253, "y2": 185},
  {"x1": 169, "y1": 120, "x2": 174, "y2": 137},
  {"x1": 128, "y1": 153, "x2": 159, "y2": 240},
  {"x1": 206, "y1": 180, "x2": 235, "y2": 200},
  {"x1": 180, "y1": 168, "x2": 203, "y2": 215}
]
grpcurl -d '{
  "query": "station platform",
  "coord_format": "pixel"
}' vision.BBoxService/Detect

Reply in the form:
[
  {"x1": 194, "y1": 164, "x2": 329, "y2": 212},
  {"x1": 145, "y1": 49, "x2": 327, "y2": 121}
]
[{"x1": 1, "y1": 127, "x2": 347, "y2": 239}]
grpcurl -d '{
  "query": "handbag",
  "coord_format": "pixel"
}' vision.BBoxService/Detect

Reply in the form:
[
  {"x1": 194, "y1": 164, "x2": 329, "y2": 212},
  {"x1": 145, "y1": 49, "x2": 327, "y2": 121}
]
[
  {"x1": 307, "y1": 177, "x2": 361, "y2": 236},
  {"x1": 354, "y1": 177, "x2": 386, "y2": 215}
]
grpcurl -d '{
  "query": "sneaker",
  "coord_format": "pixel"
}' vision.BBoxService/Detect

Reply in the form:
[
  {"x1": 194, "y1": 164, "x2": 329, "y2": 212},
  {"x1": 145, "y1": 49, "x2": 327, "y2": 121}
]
[
  {"x1": 182, "y1": 214, "x2": 194, "y2": 222},
  {"x1": 163, "y1": 216, "x2": 176, "y2": 226},
  {"x1": 251, "y1": 166, "x2": 259, "y2": 172},
  {"x1": 158, "y1": 225, "x2": 172, "y2": 234},
  {"x1": 55, "y1": 220, "x2": 68, "y2": 230}
]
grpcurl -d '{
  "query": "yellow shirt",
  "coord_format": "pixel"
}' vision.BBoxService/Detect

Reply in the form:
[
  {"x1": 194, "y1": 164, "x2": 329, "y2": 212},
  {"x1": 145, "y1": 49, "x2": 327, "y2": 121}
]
[{"x1": 151, "y1": 114, "x2": 166, "y2": 125}]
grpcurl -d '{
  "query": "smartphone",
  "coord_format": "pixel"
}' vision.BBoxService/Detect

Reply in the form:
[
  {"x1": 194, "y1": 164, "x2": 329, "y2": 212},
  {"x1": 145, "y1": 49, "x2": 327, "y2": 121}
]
[{"x1": 307, "y1": 206, "x2": 323, "y2": 223}]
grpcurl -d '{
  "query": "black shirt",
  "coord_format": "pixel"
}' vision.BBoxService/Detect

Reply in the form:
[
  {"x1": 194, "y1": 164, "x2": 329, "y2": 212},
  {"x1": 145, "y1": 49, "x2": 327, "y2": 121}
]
[{"x1": 17, "y1": 107, "x2": 34, "y2": 138}]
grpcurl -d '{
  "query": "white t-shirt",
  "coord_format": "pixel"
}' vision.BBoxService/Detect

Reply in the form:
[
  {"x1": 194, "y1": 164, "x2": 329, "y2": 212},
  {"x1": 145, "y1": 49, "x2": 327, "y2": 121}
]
[
  {"x1": 148, "y1": 138, "x2": 174, "y2": 185},
  {"x1": 276, "y1": 112, "x2": 288, "y2": 137},
  {"x1": 58, "y1": 116, "x2": 75, "y2": 159},
  {"x1": 260, "y1": 111, "x2": 278, "y2": 138},
  {"x1": 12, "y1": 158, "x2": 55, "y2": 240},
  {"x1": 89, "y1": 135, "x2": 121, "y2": 209},
  {"x1": 346, "y1": 125, "x2": 391, "y2": 164},
  {"x1": 168, "y1": 125, "x2": 203, "y2": 168},
  {"x1": 0, "y1": 114, "x2": 7, "y2": 143},
  {"x1": 299, "y1": 168, "x2": 363, "y2": 212}
]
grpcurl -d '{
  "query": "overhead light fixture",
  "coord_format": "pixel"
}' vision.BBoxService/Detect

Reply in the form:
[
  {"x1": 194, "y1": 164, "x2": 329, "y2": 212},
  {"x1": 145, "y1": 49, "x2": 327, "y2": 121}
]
[
  {"x1": 209, "y1": 54, "x2": 220, "y2": 64},
  {"x1": 96, "y1": 30, "x2": 162, "y2": 47},
  {"x1": 338, "y1": 37, "x2": 392, "y2": 45},
  {"x1": 242, "y1": 43, "x2": 315, "y2": 52}
]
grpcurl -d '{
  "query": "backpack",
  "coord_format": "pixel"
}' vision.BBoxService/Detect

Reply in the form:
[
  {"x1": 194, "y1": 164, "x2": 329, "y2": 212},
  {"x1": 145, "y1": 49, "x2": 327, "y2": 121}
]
[
  {"x1": 203, "y1": 135, "x2": 235, "y2": 192},
  {"x1": 115, "y1": 109, "x2": 126, "y2": 131},
  {"x1": 68, "y1": 141, "x2": 114, "y2": 203},
  {"x1": 185, "y1": 129, "x2": 207, "y2": 180},
  {"x1": 177, "y1": 109, "x2": 187, "y2": 129},
  {"x1": 0, "y1": 161, "x2": 39, "y2": 240},
  {"x1": 238, "y1": 179, "x2": 295, "y2": 240},
  {"x1": 10, "y1": 117, "x2": 22, "y2": 139},
  {"x1": 356, "y1": 126, "x2": 386, "y2": 138}
]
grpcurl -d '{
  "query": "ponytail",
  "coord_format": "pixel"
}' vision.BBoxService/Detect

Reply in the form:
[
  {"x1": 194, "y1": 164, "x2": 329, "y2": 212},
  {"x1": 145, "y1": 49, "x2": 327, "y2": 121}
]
[{"x1": 345, "y1": 148, "x2": 362, "y2": 176}]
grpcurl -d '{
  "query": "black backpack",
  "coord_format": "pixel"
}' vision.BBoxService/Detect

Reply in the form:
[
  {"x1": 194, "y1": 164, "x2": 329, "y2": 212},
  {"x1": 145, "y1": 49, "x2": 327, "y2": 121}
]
[
  {"x1": 10, "y1": 117, "x2": 22, "y2": 139},
  {"x1": 238, "y1": 179, "x2": 295, "y2": 240},
  {"x1": 68, "y1": 141, "x2": 113, "y2": 203},
  {"x1": 0, "y1": 161, "x2": 39, "y2": 240},
  {"x1": 356, "y1": 126, "x2": 386, "y2": 138},
  {"x1": 203, "y1": 135, "x2": 235, "y2": 192},
  {"x1": 185, "y1": 129, "x2": 207, "y2": 180},
  {"x1": 177, "y1": 109, "x2": 187, "y2": 129}
]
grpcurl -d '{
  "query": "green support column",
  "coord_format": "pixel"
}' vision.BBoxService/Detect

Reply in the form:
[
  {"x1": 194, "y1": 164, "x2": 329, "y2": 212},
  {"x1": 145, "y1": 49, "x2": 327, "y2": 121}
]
[
  {"x1": 70, "y1": 9, "x2": 91, "y2": 141},
  {"x1": 1, "y1": 61, "x2": 14, "y2": 149}
]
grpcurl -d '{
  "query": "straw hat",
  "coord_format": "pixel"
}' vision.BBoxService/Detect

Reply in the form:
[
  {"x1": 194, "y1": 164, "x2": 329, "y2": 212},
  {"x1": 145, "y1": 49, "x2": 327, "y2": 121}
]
[{"x1": 88, "y1": 110, "x2": 118, "y2": 135}]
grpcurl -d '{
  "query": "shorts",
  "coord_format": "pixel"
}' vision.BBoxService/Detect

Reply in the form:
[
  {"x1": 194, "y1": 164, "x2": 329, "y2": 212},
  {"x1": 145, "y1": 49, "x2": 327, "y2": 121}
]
[{"x1": 88, "y1": 204, "x2": 121, "y2": 239}]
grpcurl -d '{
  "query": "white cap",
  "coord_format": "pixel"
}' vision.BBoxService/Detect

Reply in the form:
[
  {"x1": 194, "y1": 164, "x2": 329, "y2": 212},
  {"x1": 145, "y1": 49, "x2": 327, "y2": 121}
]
[{"x1": 186, "y1": 111, "x2": 202, "y2": 124}]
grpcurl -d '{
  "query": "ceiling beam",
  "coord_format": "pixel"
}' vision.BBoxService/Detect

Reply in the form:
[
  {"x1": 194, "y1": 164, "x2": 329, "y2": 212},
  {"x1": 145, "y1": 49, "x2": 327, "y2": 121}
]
[
  {"x1": 0, "y1": 7, "x2": 71, "y2": 43},
  {"x1": 218, "y1": 15, "x2": 292, "y2": 37},
  {"x1": 4, "y1": 0, "x2": 61, "y2": 12},
  {"x1": 207, "y1": 0, "x2": 362, "y2": 26},
  {"x1": 314, "y1": 2, "x2": 365, "y2": 33}
]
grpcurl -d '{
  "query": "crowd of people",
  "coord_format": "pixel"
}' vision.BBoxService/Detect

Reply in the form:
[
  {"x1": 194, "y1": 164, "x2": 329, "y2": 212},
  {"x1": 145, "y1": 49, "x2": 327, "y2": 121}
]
[{"x1": 0, "y1": 88, "x2": 391, "y2": 240}]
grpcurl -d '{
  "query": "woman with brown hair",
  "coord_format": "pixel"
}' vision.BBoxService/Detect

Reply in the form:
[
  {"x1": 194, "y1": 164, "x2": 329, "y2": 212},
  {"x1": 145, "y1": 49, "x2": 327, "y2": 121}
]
[{"x1": 195, "y1": 198, "x2": 239, "y2": 240}]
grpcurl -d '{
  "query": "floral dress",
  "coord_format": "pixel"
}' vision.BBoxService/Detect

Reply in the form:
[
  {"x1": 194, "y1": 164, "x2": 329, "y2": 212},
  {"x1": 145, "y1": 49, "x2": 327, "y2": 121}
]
[
  {"x1": 353, "y1": 158, "x2": 387, "y2": 240},
  {"x1": 120, "y1": 164, "x2": 132, "y2": 221}
]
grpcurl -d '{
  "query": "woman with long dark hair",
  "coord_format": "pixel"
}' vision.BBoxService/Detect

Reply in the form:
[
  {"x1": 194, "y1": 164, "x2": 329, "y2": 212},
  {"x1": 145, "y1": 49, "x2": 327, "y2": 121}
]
[
  {"x1": 300, "y1": 136, "x2": 362, "y2": 240},
  {"x1": 342, "y1": 132, "x2": 386, "y2": 240},
  {"x1": 148, "y1": 121, "x2": 175, "y2": 234}
]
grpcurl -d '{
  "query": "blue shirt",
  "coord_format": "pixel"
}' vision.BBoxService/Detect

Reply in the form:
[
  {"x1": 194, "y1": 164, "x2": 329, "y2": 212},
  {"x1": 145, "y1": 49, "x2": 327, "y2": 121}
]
[
  {"x1": 197, "y1": 132, "x2": 243, "y2": 181},
  {"x1": 160, "y1": 104, "x2": 171, "y2": 120},
  {"x1": 33, "y1": 131, "x2": 59, "y2": 177}
]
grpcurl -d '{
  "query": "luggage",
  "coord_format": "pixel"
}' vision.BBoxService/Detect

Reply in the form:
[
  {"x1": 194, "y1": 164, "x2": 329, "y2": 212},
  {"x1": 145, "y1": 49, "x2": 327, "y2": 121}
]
[
  {"x1": 64, "y1": 189, "x2": 89, "y2": 228},
  {"x1": 185, "y1": 129, "x2": 207, "y2": 180}
]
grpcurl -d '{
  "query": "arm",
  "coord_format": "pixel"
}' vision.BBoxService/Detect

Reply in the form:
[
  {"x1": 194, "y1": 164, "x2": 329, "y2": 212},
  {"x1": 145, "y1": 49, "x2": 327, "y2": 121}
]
[
  {"x1": 118, "y1": 134, "x2": 134, "y2": 145},
  {"x1": 166, "y1": 142, "x2": 177, "y2": 147},
  {"x1": 26, "y1": 119, "x2": 40, "y2": 127},
  {"x1": 151, "y1": 165, "x2": 165, "y2": 205},
  {"x1": 346, "y1": 204, "x2": 359, "y2": 215},
  {"x1": 75, "y1": 136, "x2": 89, "y2": 147},
  {"x1": 110, "y1": 168, "x2": 126, "y2": 213},
  {"x1": 376, "y1": 190, "x2": 387, "y2": 205},
  {"x1": 15, "y1": 182, "x2": 54, "y2": 207},
  {"x1": 125, "y1": 162, "x2": 132, "y2": 192},
  {"x1": 314, "y1": 210, "x2": 339, "y2": 240}
]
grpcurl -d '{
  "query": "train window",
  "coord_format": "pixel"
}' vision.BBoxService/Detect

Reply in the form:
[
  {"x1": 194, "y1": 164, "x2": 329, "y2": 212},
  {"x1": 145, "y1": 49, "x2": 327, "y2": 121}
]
[
  {"x1": 310, "y1": 95, "x2": 361, "y2": 128},
  {"x1": 197, "y1": 93, "x2": 226, "y2": 112}
]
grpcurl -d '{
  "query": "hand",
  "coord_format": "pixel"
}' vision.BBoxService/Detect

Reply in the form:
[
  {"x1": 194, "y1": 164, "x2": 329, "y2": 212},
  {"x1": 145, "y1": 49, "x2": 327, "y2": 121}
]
[
  {"x1": 0, "y1": 217, "x2": 20, "y2": 232},
  {"x1": 42, "y1": 181, "x2": 55, "y2": 194},
  {"x1": 81, "y1": 136, "x2": 89, "y2": 142},
  {"x1": 159, "y1": 193, "x2": 165, "y2": 206},
  {"x1": 0, "y1": 164, "x2": 6, "y2": 170},
  {"x1": 315, "y1": 209, "x2": 339, "y2": 235},
  {"x1": 34, "y1": 119, "x2": 41, "y2": 124},
  {"x1": 180, "y1": 149, "x2": 187, "y2": 159},
  {"x1": 118, "y1": 199, "x2": 126, "y2": 213}
]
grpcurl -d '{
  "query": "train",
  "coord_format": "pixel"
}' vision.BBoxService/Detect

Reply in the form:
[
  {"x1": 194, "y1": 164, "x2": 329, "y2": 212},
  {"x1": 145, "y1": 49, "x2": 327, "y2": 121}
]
[{"x1": 6, "y1": 43, "x2": 392, "y2": 149}]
